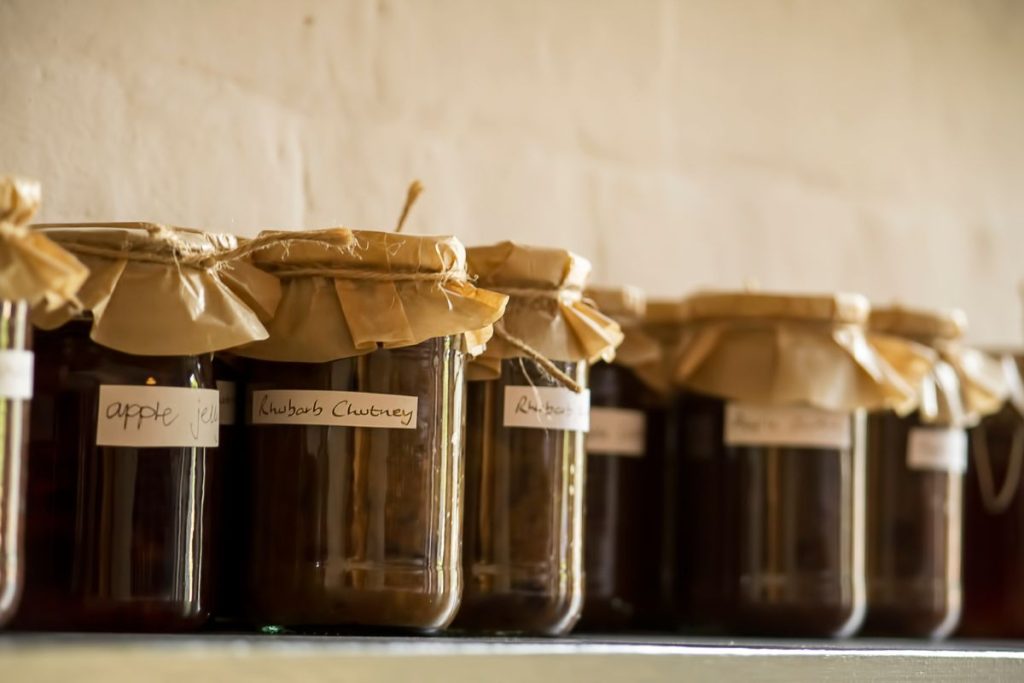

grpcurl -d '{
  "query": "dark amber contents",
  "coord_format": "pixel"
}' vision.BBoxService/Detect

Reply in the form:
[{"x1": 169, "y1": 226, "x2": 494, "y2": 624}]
[
  {"x1": 863, "y1": 412, "x2": 961, "y2": 638},
  {"x1": 243, "y1": 336, "x2": 464, "y2": 631},
  {"x1": 456, "y1": 358, "x2": 586, "y2": 636},
  {"x1": 674, "y1": 392, "x2": 865, "y2": 637},
  {"x1": 212, "y1": 354, "x2": 244, "y2": 624},
  {"x1": 0, "y1": 300, "x2": 30, "y2": 626},
  {"x1": 578, "y1": 362, "x2": 664, "y2": 631},
  {"x1": 17, "y1": 320, "x2": 218, "y2": 631},
  {"x1": 960, "y1": 395, "x2": 1024, "y2": 637}
]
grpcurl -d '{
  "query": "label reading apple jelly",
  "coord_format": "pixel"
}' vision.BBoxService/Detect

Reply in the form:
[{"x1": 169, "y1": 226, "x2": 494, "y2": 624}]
[
  {"x1": 502, "y1": 386, "x2": 591, "y2": 432},
  {"x1": 217, "y1": 381, "x2": 236, "y2": 426},
  {"x1": 96, "y1": 385, "x2": 220, "y2": 448},
  {"x1": 724, "y1": 403, "x2": 851, "y2": 450},
  {"x1": 587, "y1": 407, "x2": 646, "y2": 456},
  {"x1": 250, "y1": 390, "x2": 418, "y2": 429},
  {"x1": 907, "y1": 427, "x2": 967, "y2": 473},
  {"x1": 0, "y1": 350, "x2": 33, "y2": 399}
]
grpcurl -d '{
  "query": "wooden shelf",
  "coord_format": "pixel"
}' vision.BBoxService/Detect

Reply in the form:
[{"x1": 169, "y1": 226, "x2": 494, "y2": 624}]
[{"x1": 5, "y1": 634, "x2": 1024, "y2": 681}]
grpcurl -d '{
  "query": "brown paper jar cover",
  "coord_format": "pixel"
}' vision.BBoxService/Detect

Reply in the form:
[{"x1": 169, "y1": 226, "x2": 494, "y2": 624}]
[
  {"x1": 234, "y1": 228, "x2": 508, "y2": 362},
  {"x1": 586, "y1": 285, "x2": 667, "y2": 395},
  {"x1": 466, "y1": 241, "x2": 623, "y2": 379},
  {"x1": 30, "y1": 223, "x2": 280, "y2": 355},
  {"x1": 869, "y1": 305, "x2": 1007, "y2": 427},
  {"x1": 0, "y1": 178, "x2": 87, "y2": 308},
  {"x1": 672, "y1": 290, "x2": 916, "y2": 413}
]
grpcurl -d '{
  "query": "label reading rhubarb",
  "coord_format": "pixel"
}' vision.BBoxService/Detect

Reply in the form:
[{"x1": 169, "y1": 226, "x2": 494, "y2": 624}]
[
  {"x1": 96, "y1": 385, "x2": 219, "y2": 448},
  {"x1": 250, "y1": 389, "x2": 418, "y2": 429},
  {"x1": 724, "y1": 403, "x2": 851, "y2": 450},
  {"x1": 502, "y1": 386, "x2": 590, "y2": 432}
]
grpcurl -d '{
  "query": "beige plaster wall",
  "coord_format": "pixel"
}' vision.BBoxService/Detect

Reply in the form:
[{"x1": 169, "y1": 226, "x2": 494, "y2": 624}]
[{"x1": 2, "y1": 0, "x2": 1023, "y2": 343}]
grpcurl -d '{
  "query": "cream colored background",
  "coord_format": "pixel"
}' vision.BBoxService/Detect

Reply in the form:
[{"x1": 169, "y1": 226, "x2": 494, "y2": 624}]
[{"x1": 2, "y1": 0, "x2": 1023, "y2": 344}]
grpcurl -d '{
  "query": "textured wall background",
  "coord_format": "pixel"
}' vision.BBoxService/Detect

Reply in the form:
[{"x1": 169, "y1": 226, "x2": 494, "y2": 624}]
[{"x1": 2, "y1": 0, "x2": 1023, "y2": 343}]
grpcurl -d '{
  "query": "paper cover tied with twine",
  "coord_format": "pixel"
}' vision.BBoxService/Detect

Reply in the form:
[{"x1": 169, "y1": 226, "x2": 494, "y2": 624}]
[
  {"x1": 869, "y1": 305, "x2": 1007, "y2": 427},
  {"x1": 586, "y1": 285, "x2": 668, "y2": 395},
  {"x1": 233, "y1": 229, "x2": 508, "y2": 363},
  {"x1": 466, "y1": 242, "x2": 623, "y2": 384},
  {"x1": 0, "y1": 177, "x2": 87, "y2": 308},
  {"x1": 31, "y1": 223, "x2": 281, "y2": 356},
  {"x1": 672, "y1": 291, "x2": 917, "y2": 413}
]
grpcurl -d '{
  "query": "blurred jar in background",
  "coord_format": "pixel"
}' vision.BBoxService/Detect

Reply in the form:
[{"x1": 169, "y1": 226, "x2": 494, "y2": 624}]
[
  {"x1": 578, "y1": 286, "x2": 669, "y2": 631},
  {"x1": 864, "y1": 307, "x2": 1002, "y2": 638},
  {"x1": 16, "y1": 224, "x2": 275, "y2": 632},
  {"x1": 0, "y1": 177, "x2": 86, "y2": 627},
  {"x1": 671, "y1": 291, "x2": 914, "y2": 637},
  {"x1": 455, "y1": 242, "x2": 622, "y2": 636},
  {"x1": 959, "y1": 353, "x2": 1024, "y2": 638}
]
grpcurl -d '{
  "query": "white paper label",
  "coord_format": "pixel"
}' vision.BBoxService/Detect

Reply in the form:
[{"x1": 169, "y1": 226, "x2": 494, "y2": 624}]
[
  {"x1": 217, "y1": 381, "x2": 236, "y2": 426},
  {"x1": 587, "y1": 407, "x2": 646, "y2": 456},
  {"x1": 251, "y1": 389, "x2": 418, "y2": 429},
  {"x1": 0, "y1": 350, "x2": 33, "y2": 399},
  {"x1": 724, "y1": 403, "x2": 851, "y2": 449},
  {"x1": 907, "y1": 427, "x2": 967, "y2": 473},
  {"x1": 502, "y1": 386, "x2": 590, "y2": 432},
  {"x1": 96, "y1": 385, "x2": 220, "y2": 448}
]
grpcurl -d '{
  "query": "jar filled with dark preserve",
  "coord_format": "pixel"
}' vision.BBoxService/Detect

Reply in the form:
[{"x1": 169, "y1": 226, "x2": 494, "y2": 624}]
[
  {"x1": 671, "y1": 292, "x2": 913, "y2": 637},
  {"x1": 960, "y1": 353, "x2": 1024, "y2": 638},
  {"x1": 0, "y1": 178, "x2": 87, "y2": 627},
  {"x1": 578, "y1": 286, "x2": 668, "y2": 631},
  {"x1": 14, "y1": 223, "x2": 276, "y2": 631},
  {"x1": 862, "y1": 307, "x2": 996, "y2": 638},
  {"x1": 234, "y1": 229, "x2": 506, "y2": 632},
  {"x1": 454, "y1": 242, "x2": 622, "y2": 636}
]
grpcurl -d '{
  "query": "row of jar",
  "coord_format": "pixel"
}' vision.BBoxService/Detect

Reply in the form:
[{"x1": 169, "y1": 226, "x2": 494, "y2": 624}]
[{"x1": 2, "y1": 175, "x2": 1023, "y2": 637}]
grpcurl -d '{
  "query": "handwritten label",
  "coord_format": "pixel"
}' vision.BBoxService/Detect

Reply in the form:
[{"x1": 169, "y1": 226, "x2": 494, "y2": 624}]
[
  {"x1": 217, "y1": 381, "x2": 236, "y2": 426},
  {"x1": 907, "y1": 427, "x2": 967, "y2": 473},
  {"x1": 250, "y1": 389, "x2": 418, "y2": 429},
  {"x1": 502, "y1": 386, "x2": 590, "y2": 432},
  {"x1": 724, "y1": 403, "x2": 851, "y2": 449},
  {"x1": 587, "y1": 407, "x2": 646, "y2": 456},
  {"x1": 0, "y1": 350, "x2": 33, "y2": 399},
  {"x1": 96, "y1": 385, "x2": 219, "y2": 448}
]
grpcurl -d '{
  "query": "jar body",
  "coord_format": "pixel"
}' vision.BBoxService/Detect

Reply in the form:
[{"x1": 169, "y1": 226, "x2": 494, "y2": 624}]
[
  {"x1": 959, "y1": 401, "x2": 1024, "y2": 637},
  {"x1": 243, "y1": 336, "x2": 465, "y2": 631},
  {"x1": 578, "y1": 362, "x2": 664, "y2": 631},
  {"x1": 17, "y1": 320, "x2": 219, "y2": 631},
  {"x1": 456, "y1": 358, "x2": 586, "y2": 635},
  {"x1": 0, "y1": 300, "x2": 30, "y2": 627},
  {"x1": 673, "y1": 392, "x2": 866, "y2": 637},
  {"x1": 863, "y1": 412, "x2": 962, "y2": 638}
]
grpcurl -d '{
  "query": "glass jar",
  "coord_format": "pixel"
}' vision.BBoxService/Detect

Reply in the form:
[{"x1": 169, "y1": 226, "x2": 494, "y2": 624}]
[
  {"x1": 17, "y1": 319, "x2": 220, "y2": 631},
  {"x1": 960, "y1": 373, "x2": 1024, "y2": 637},
  {"x1": 0, "y1": 300, "x2": 30, "y2": 626},
  {"x1": 674, "y1": 393, "x2": 866, "y2": 637},
  {"x1": 243, "y1": 335, "x2": 465, "y2": 632},
  {"x1": 578, "y1": 361, "x2": 665, "y2": 630},
  {"x1": 863, "y1": 412, "x2": 962, "y2": 638},
  {"x1": 455, "y1": 358, "x2": 587, "y2": 636}
]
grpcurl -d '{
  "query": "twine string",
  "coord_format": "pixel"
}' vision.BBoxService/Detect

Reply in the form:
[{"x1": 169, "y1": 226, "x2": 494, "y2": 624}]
[
  {"x1": 972, "y1": 423, "x2": 1024, "y2": 514},
  {"x1": 493, "y1": 322, "x2": 583, "y2": 393},
  {"x1": 394, "y1": 180, "x2": 424, "y2": 234}
]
